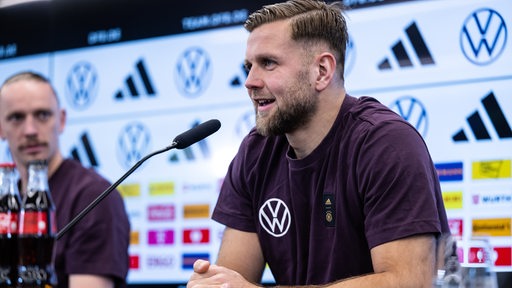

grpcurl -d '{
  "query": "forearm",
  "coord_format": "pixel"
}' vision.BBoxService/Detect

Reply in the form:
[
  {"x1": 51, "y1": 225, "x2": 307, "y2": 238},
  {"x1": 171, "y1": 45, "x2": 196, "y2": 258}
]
[{"x1": 270, "y1": 271, "x2": 430, "y2": 288}]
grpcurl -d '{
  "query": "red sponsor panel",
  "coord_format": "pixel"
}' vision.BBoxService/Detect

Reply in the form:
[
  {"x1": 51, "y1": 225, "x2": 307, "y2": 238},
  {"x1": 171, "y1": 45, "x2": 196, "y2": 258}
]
[
  {"x1": 468, "y1": 247, "x2": 490, "y2": 264},
  {"x1": 183, "y1": 228, "x2": 210, "y2": 244},
  {"x1": 129, "y1": 255, "x2": 140, "y2": 269},
  {"x1": 448, "y1": 218, "x2": 463, "y2": 238},
  {"x1": 494, "y1": 247, "x2": 512, "y2": 266}
]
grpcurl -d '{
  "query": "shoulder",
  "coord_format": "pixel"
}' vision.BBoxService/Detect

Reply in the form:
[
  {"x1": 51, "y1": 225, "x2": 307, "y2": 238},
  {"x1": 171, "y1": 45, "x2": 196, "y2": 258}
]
[
  {"x1": 56, "y1": 159, "x2": 110, "y2": 183},
  {"x1": 227, "y1": 129, "x2": 289, "y2": 180},
  {"x1": 237, "y1": 128, "x2": 288, "y2": 160},
  {"x1": 342, "y1": 96, "x2": 419, "y2": 137},
  {"x1": 52, "y1": 159, "x2": 115, "y2": 198},
  {"x1": 347, "y1": 96, "x2": 403, "y2": 124},
  {"x1": 337, "y1": 96, "x2": 429, "y2": 164}
]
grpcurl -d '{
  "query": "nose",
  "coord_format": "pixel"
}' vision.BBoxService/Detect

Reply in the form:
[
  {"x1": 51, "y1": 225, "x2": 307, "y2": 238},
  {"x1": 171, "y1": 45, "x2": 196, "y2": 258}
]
[
  {"x1": 22, "y1": 116, "x2": 38, "y2": 137},
  {"x1": 244, "y1": 67, "x2": 264, "y2": 91}
]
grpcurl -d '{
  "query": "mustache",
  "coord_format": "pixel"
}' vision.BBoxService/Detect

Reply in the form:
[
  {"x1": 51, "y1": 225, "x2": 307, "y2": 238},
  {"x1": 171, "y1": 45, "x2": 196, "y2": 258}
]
[{"x1": 19, "y1": 140, "x2": 48, "y2": 151}]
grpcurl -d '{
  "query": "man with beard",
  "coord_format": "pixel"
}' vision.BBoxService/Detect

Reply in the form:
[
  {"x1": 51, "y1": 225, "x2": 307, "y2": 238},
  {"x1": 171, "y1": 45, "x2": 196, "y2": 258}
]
[
  {"x1": 0, "y1": 71, "x2": 130, "y2": 288},
  {"x1": 188, "y1": 0, "x2": 449, "y2": 288}
]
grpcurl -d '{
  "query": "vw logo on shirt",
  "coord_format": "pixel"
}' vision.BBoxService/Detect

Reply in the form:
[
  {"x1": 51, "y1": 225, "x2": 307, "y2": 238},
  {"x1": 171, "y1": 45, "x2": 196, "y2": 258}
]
[{"x1": 259, "y1": 198, "x2": 291, "y2": 237}]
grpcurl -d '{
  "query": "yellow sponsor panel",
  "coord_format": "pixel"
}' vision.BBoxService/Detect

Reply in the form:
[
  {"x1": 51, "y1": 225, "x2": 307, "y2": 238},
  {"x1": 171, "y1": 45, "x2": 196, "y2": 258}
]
[
  {"x1": 183, "y1": 204, "x2": 210, "y2": 219},
  {"x1": 442, "y1": 191, "x2": 463, "y2": 209},
  {"x1": 130, "y1": 231, "x2": 140, "y2": 245},
  {"x1": 118, "y1": 183, "x2": 141, "y2": 197},
  {"x1": 149, "y1": 181, "x2": 175, "y2": 196},
  {"x1": 472, "y1": 159, "x2": 511, "y2": 179},
  {"x1": 472, "y1": 218, "x2": 511, "y2": 237}
]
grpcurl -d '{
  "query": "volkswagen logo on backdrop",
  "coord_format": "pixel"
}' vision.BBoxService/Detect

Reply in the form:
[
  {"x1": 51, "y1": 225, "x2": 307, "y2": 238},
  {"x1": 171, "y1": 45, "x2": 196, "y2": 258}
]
[
  {"x1": 389, "y1": 96, "x2": 428, "y2": 138},
  {"x1": 117, "y1": 122, "x2": 151, "y2": 169},
  {"x1": 65, "y1": 61, "x2": 99, "y2": 110},
  {"x1": 235, "y1": 109, "x2": 255, "y2": 139},
  {"x1": 174, "y1": 47, "x2": 212, "y2": 98},
  {"x1": 460, "y1": 8, "x2": 507, "y2": 65},
  {"x1": 344, "y1": 34, "x2": 356, "y2": 77}
]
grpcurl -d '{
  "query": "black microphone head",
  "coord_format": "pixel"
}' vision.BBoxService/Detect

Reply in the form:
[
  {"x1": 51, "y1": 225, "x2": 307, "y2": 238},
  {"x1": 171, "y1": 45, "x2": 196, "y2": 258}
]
[{"x1": 172, "y1": 119, "x2": 221, "y2": 149}]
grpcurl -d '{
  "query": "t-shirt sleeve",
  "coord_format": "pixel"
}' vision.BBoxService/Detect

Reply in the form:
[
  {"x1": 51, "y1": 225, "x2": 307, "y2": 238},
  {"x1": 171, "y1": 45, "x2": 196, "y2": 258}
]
[
  {"x1": 357, "y1": 119, "x2": 445, "y2": 249},
  {"x1": 212, "y1": 135, "x2": 258, "y2": 233},
  {"x1": 64, "y1": 178, "x2": 130, "y2": 283}
]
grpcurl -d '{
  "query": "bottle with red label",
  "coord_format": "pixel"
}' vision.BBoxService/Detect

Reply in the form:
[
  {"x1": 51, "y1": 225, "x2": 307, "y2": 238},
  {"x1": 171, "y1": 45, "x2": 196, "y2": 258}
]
[
  {"x1": 18, "y1": 159, "x2": 57, "y2": 288},
  {"x1": 0, "y1": 162, "x2": 21, "y2": 287}
]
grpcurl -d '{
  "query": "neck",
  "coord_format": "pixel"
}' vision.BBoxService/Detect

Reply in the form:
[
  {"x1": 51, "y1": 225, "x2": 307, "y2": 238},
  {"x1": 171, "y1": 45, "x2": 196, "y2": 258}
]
[{"x1": 286, "y1": 90, "x2": 345, "y2": 159}]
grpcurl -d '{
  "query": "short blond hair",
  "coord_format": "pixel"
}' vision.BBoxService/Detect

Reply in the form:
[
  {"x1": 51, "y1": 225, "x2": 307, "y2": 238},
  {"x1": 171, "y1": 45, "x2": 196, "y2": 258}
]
[
  {"x1": 245, "y1": 0, "x2": 348, "y2": 79},
  {"x1": 0, "y1": 71, "x2": 60, "y2": 106}
]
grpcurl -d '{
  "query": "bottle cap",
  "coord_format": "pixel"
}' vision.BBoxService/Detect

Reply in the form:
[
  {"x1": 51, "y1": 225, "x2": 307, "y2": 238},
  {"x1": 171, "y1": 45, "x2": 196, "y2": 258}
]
[{"x1": 0, "y1": 162, "x2": 16, "y2": 168}]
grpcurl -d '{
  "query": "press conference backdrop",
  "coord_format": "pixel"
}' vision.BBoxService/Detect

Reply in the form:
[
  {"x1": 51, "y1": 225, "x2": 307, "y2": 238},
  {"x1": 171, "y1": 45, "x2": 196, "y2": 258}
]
[{"x1": 0, "y1": 0, "x2": 510, "y2": 286}]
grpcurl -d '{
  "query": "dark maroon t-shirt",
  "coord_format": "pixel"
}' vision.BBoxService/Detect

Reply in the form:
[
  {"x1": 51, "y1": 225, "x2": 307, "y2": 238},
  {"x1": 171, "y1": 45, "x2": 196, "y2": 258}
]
[
  {"x1": 213, "y1": 95, "x2": 449, "y2": 285},
  {"x1": 50, "y1": 159, "x2": 130, "y2": 288}
]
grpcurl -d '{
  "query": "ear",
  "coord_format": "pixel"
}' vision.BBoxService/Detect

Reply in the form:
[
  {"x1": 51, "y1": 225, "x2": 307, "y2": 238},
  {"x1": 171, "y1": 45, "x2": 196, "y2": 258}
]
[
  {"x1": 58, "y1": 109, "x2": 67, "y2": 134},
  {"x1": 0, "y1": 124, "x2": 4, "y2": 140},
  {"x1": 315, "y1": 52, "x2": 336, "y2": 91}
]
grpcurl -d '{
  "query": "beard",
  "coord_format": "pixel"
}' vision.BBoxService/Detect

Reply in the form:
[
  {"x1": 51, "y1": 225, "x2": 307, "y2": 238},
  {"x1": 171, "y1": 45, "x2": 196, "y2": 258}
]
[{"x1": 255, "y1": 69, "x2": 318, "y2": 136}]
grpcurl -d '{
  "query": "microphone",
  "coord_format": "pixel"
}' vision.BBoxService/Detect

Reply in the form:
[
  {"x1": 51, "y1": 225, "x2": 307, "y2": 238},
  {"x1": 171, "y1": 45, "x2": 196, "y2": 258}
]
[
  {"x1": 172, "y1": 119, "x2": 221, "y2": 149},
  {"x1": 56, "y1": 119, "x2": 221, "y2": 239}
]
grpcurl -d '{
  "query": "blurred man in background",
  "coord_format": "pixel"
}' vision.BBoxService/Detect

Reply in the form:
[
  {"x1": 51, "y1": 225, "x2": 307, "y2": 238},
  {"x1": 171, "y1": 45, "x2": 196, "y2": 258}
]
[{"x1": 0, "y1": 71, "x2": 130, "y2": 288}]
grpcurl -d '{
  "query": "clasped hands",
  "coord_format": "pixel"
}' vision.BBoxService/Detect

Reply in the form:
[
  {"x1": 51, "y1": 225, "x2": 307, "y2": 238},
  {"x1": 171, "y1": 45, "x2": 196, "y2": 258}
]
[{"x1": 187, "y1": 259, "x2": 259, "y2": 288}]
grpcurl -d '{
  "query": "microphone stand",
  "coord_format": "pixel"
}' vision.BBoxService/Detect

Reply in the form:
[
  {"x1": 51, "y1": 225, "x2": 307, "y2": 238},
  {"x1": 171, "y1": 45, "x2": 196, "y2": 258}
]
[
  {"x1": 56, "y1": 118, "x2": 221, "y2": 240},
  {"x1": 56, "y1": 142, "x2": 177, "y2": 240}
]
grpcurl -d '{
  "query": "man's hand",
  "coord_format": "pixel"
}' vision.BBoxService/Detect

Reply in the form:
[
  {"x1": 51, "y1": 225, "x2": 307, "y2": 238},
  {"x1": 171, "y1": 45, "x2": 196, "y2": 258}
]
[
  {"x1": 187, "y1": 259, "x2": 259, "y2": 288},
  {"x1": 69, "y1": 274, "x2": 114, "y2": 288}
]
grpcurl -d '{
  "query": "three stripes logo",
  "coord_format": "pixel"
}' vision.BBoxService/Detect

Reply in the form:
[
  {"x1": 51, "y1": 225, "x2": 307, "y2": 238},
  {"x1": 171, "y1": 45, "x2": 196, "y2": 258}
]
[
  {"x1": 378, "y1": 21, "x2": 435, "y2": 71},
  {"x1": 114, "y1": 59, "x2": 156, "y2": 100},
  {"x1": 453, "y1": 91, "x2": 512, "y2": 142},
  {"x1": 230, "y1": 62, "x2": 248, "y2": 88},
  {"x1": 70, "y1": 132, "x2": 99, "y2": 168},
  {"x1": 169, "y1": 120, "x2": 213, "y2": 163}
]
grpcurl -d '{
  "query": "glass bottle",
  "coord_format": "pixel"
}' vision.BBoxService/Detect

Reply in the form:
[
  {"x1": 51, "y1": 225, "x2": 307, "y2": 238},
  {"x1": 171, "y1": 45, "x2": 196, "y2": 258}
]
[
  {"x1": 17, "y1": 160, "x2": 57, "y2": 288},
  {"x1": 0, "y1": 163, "x2": 21, "y2": 287}
]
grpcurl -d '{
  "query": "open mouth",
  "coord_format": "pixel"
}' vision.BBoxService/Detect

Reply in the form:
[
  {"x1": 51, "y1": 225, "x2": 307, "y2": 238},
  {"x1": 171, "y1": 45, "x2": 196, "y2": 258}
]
[{"x1": 257, "y1": 99, "x2": 275, "y2": 107}]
